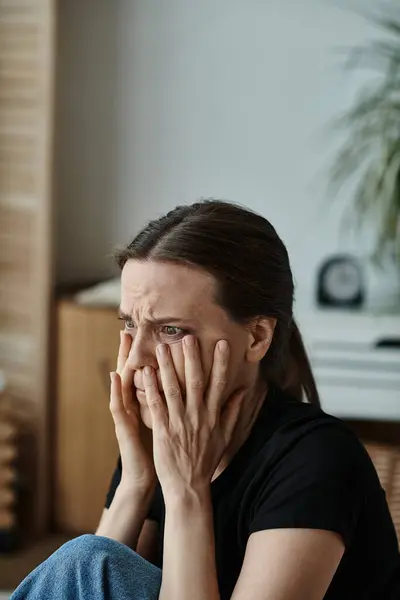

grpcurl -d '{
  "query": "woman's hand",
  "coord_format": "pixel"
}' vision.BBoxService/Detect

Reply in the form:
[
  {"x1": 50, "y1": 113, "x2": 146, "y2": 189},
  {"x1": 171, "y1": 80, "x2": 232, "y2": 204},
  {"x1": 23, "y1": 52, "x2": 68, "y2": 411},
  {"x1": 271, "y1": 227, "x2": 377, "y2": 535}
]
[
  {"x1": 143, "y1": 335, "x2": 243, "y2": 501},
  {"x1": 110, "y1": 332, "x2": 156, "y2": 495}
]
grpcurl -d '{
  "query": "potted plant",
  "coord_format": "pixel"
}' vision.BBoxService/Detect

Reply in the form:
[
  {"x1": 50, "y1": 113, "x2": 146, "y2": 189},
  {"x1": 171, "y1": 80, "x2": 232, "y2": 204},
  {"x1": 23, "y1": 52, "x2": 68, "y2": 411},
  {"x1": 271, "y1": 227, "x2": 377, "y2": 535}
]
[{"x1": 329, "y1": 8, "x2": 400, "y2": 268}]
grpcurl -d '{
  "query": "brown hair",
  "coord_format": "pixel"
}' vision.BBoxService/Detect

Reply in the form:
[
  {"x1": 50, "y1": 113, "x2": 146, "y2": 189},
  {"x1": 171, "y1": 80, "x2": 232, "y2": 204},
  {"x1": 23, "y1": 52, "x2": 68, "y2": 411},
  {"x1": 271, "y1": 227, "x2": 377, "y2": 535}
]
[{"x1": 115, "y1": 200, "x2": 320, "y2": 406}]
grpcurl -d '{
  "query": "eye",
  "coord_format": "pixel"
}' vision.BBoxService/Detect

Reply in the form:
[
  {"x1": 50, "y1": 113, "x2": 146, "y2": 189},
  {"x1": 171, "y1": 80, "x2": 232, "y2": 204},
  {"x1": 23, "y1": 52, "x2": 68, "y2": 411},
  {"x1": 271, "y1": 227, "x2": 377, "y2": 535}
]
[
  {"x1": 160, "y1": 325, "x2": 186, "y2": 338},
  {"x1": 118, "y1": 314, "x2": 136, "y2": 331},
  {"x1": 124, "y1": 319, "x2": 136, "y2": 330}
]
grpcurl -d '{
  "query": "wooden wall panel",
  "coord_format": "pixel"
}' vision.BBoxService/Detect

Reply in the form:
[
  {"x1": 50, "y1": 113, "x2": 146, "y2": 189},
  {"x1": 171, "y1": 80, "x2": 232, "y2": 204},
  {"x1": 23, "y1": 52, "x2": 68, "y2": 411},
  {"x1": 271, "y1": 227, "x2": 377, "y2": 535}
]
[{"x1": 0, "y1": 0, "x2": 56, "y2": 535}]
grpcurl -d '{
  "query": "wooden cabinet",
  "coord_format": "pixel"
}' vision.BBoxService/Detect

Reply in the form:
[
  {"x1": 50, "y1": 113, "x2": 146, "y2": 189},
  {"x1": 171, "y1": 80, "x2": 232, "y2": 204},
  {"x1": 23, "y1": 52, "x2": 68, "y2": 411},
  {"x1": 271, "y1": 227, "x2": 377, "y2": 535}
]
[{"x1": 54, "y1": 300, "x2": 121, "y2": 533}]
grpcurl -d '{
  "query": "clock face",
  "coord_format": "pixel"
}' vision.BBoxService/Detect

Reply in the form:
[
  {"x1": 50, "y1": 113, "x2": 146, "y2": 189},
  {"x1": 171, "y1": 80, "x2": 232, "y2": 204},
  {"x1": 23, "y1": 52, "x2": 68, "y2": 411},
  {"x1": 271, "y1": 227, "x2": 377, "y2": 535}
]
[{"x1": 322, "y1": 261, "x2": 361, "y2": 301}]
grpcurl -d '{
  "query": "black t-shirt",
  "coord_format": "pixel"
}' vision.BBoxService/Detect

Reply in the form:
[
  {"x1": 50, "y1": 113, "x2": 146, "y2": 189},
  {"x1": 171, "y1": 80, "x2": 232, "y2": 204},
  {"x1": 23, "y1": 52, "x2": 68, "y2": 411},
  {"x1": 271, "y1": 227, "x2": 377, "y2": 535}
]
[{"x1": 105, "y1": 386, "x2": 400, "y2": 599}]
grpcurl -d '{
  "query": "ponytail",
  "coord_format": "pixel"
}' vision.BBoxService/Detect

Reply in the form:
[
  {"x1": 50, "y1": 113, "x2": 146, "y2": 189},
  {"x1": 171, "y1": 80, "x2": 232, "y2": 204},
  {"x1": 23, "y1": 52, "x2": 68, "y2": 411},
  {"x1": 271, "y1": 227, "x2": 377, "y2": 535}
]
[
  {"x1": 262, "y1": 317, "x2": 320, "y2": 407},
  {"x1": 283, "y1": 319, "x2": 320, "y2": 406}
]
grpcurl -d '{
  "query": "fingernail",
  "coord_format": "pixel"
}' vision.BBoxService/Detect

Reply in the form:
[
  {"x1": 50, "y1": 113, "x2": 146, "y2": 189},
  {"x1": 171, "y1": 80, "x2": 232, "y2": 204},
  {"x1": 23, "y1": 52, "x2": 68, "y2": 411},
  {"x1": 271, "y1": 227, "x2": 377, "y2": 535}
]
[
  {"x1": 218, "y1": 340, "x2": 229, "y2": 353},
  {"x1": 110, "y1": 372, "x2": 114, "y2": 382},
  {"x1": 184, "y1": 335, "x2": 195, "y2": 347},
  {"x1": 144, "y1": 366, "x2": 152, "y2": 376}
]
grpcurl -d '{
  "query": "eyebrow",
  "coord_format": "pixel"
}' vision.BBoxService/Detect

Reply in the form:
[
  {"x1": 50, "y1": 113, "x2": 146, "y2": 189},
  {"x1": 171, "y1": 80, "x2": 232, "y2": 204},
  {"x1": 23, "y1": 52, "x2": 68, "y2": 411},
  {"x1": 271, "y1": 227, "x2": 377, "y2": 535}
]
[{"x1": 118, "y1": 310, "x2": 193, "y2": 326}]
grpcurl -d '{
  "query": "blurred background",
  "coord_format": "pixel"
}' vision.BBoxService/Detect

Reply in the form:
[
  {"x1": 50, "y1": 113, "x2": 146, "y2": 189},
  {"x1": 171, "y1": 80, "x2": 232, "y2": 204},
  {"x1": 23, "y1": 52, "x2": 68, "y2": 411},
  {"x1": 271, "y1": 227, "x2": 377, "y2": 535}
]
[{"x1": 0, "y1": 0, "x2": 399, "y2": 596}]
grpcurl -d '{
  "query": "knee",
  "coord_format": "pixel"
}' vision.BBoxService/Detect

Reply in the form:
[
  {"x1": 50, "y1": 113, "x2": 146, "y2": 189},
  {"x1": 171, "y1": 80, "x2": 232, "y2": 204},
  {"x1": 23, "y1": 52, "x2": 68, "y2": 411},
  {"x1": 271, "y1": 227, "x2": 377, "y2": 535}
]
[
  {"x1": 11, "y1": 535, "x2": 122, "y2": 599},
  {"x1": 11, "y1": 535, "x2": 161, "y2": 600},
  {"x1": 56, "y1": 534, "x2": 161, "y2": 588},
  {"x1": 57, "y1": 534, "x2": 130, "y2": 566}
]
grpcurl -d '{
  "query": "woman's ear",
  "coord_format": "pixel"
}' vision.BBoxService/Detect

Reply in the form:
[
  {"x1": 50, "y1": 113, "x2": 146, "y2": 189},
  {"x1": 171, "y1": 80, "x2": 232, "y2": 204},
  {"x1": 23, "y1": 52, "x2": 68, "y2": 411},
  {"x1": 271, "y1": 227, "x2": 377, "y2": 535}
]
[{"x1": 246, "y1": 317, "x2": 276, "y2": 363}]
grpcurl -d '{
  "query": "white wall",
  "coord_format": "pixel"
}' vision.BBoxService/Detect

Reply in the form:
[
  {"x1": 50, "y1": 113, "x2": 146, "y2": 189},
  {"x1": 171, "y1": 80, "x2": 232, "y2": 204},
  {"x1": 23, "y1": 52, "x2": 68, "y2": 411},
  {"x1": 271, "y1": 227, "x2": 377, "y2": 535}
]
[
  {"x1": 56, "y1": 0, "x2": 395, "y2": 308},
  {"x1": 55, "y1": 0, "x2": 119, "y2": 283}
]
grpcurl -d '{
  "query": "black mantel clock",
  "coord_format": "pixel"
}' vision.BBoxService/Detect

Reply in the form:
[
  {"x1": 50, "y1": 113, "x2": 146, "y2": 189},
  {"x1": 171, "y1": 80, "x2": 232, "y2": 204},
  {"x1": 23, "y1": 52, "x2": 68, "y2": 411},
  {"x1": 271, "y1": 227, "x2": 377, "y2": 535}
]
[{"x1": 316, "y1": 254, "x2": 365, "y2": 308}]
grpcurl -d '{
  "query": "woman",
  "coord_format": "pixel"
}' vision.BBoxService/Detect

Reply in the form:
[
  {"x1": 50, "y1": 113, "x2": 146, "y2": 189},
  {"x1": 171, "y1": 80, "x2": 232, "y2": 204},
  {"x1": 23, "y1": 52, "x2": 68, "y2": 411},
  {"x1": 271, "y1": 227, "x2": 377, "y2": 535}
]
[{"x1": 12, "y1": 200, "x2": 400, "y2": 600}]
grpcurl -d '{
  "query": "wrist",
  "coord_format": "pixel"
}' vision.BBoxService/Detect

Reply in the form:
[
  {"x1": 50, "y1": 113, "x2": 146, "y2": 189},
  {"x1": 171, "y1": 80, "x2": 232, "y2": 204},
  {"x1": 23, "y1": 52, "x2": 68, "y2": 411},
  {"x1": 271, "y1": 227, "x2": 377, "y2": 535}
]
[
  {"x1": 96, "y1": 484, "x2": 155, "y2": 548},
  {"x1": 108, "y1": 482, "x2": 155, "y2": 529},
  {"x1": 164, "y1": 484, "x2": 212, "y2": 514},
  {"x1": 118, "y1": 477, "x2": 156, "y2": 500}
]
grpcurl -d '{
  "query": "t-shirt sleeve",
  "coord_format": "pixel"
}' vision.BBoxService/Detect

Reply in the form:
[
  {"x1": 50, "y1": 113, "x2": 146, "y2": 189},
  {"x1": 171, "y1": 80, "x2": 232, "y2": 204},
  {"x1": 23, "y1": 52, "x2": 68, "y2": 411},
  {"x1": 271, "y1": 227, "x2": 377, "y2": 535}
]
[
  {"x1": 104, "y1": 456, "x2": 162, "y2": 523},
  {"x1": 105, "y1": 456, "x2": 122, "y2": 509},
  {"x1": 249, "y1": 423, "x2": 365, "y2": 547}
]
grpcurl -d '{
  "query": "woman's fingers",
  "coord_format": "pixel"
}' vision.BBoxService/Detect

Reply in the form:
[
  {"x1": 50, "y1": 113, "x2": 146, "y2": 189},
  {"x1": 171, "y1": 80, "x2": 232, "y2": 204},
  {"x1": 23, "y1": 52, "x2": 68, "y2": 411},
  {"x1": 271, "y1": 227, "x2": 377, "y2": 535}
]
[
  {"x1": 117, "y1": 331, "x2": 131, "y2": 375},
  {"x1": 156, "y1": 344, "x2": 184, "y2": 422},
  {"x1": 120, "y1": 347, "x2": 136, "y2": 416},
  {"x1": 109, "y1": 371, "x2": 124, "y2": 423},
  {"x1": 183, "y1": 335, "x2": 204, "y2": 413},
  {"x1": 109, "y1": 369, "x2": 137, "y2": 424},
  {"x1": 143, "y1": 366, "x2": 168, "y2": 429},
  {"x1": 206, "y1": 340, "x2": 229, "y2": 415}
]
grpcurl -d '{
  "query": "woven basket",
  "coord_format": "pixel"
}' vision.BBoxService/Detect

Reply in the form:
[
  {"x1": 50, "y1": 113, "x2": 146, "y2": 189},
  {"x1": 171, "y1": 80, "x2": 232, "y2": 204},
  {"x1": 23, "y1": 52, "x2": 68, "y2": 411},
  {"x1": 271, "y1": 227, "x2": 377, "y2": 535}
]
[
  {"x1": 0, "y1": 372, "x2": 17, "y2": 538},
  {"x1": 364, "y1": 442, "x2": 400, "y2": 545},
  {"x1": 0, "y1": 421, "x2": 16, "y2": 532}
]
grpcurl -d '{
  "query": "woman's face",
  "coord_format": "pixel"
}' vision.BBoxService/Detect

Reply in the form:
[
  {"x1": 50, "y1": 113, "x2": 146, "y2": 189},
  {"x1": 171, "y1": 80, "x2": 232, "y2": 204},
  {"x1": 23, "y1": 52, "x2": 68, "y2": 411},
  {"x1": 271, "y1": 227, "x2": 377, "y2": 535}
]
[{"x1": 120, "y1": 259, "x2": 271, "y2": 428}]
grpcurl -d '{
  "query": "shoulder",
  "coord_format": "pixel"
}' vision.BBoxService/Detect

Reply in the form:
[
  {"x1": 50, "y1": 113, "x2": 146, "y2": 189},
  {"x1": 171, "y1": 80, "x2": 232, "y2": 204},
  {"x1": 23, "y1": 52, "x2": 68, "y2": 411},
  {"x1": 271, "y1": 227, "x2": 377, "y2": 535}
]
[
  {"x1": 247, "y1": 393, "x2": 376, "y2": 543},
  {"x1": 273, "y1": 416, "x2": 373, "y2": 488},
  {"x1": 257, "y1": 388, "x2": 371, "y2": 477}
]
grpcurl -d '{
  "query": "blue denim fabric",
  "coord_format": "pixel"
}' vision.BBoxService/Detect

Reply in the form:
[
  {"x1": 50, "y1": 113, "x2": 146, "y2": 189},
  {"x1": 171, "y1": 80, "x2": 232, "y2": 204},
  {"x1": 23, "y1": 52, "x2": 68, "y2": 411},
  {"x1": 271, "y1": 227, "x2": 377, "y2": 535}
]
[{"x1": 10, "y1": 535, "x2": 162, "y2": 600}]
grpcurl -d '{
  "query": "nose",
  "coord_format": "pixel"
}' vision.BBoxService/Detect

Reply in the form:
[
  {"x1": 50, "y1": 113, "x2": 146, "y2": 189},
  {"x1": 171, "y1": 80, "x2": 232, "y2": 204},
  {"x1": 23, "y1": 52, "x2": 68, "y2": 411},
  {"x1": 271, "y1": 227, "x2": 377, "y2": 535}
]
[{"x1": 127, "y1": 329, "x2": 158, "y2": 373}]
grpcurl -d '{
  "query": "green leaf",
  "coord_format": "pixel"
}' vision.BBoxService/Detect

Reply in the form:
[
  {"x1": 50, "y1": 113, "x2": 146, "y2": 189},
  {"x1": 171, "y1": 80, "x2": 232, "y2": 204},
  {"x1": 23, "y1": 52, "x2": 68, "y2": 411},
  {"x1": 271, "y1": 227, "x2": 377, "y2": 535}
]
[{"x1": 328, "y1": 9, "x2": 400, "y2": 266}]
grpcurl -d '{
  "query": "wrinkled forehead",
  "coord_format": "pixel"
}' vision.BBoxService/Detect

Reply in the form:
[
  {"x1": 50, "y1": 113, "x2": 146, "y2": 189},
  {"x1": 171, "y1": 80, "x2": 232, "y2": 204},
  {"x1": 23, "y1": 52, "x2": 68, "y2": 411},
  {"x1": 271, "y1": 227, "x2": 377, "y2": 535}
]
[{"x1": 120, "y1": 259, "x2": 218, "y2": 318}]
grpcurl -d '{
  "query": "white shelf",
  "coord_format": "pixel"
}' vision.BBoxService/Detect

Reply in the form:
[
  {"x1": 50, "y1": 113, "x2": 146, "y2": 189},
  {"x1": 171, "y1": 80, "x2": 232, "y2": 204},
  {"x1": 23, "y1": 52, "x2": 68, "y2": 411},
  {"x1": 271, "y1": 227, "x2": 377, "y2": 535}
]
[
  {"x1": 318, "y1": 385, "x2": 400, "y2": 422},
  {"x1": 297, "y1": 308, "x2": 400, "y2": 421}
]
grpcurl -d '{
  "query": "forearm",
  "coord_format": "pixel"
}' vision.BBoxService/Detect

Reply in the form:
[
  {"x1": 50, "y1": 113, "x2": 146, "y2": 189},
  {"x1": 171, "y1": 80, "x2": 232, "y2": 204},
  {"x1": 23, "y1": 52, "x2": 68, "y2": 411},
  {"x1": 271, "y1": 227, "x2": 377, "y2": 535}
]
[
  {"x1": 160, "y1": 488, "x2": 220, "y2": 600},
  {"x1": 96, "y1": 484, "x2": 154, "y2": 549}
]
